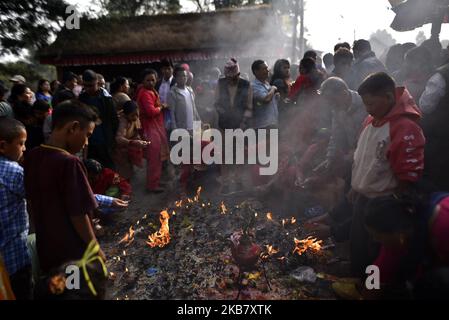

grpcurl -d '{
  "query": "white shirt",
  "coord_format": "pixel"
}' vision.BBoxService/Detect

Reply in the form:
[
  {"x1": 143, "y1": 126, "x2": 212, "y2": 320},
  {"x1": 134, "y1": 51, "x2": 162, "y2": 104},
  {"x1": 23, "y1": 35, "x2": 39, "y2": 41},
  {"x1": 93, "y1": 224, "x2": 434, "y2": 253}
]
[
  {"x1": 179, "y1": 88, "x2": 194, "y2": 130},
  {"x1": 419, "y1": 73, "x2": 446, "y2": 114}
]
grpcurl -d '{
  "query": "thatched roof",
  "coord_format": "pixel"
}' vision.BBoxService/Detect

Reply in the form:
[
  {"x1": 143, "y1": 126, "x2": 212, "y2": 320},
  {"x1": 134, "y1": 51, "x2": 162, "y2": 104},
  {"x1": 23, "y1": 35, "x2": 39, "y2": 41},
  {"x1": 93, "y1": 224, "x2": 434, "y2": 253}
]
[{"x1": 39, "y1": 6, "x2": 286, "y2": 66}]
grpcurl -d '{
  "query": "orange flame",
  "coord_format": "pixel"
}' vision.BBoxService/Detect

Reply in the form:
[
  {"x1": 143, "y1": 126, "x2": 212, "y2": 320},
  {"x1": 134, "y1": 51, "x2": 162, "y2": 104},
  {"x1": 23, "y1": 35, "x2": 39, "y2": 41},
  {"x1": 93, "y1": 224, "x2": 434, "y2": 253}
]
[
  {"x1": 220, "y1": 201, "x2": 227, "y2": 215},
  {"x1": 261, "y1": 244, "x2": 279, "y2": 259},
  {"x1": 193, "y1": 186, "x2": 202, "y2": 202},
  {"x1": 119, "y1": 226, "x2": 135, "y2": 246},
  {"x1": 147, "y1": 210, "x2": 170, "y2": 248},
  {"x1": 292, "y1": 236, "x2": 323, "y2": 256},
  {"x1": 266, "y1": 212, "x2": 273, "y2": 221},
  {"x1": 282, "y1": 217, "x2": 297, "y2": 227},
  {"x1": 175, "y1": 200, "x2": 183, "y2": 208}
]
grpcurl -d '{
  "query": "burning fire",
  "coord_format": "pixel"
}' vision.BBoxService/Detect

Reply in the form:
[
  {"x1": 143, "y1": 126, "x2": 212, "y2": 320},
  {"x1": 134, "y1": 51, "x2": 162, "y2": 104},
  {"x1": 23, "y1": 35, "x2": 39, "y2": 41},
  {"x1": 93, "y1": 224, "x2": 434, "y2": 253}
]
[
  {"x1": 282, "y1": 217, "x2": 297, "y2": 227},
  {"x1": 261, "y1": 244, "x2": 279, "y2": 259},
  {"x1": 147, "y1": 210, "x2": 171, "y2": 248},
  {"x1": 266, "y1": 212, "x2": 273, "y2": 221},
  {"x1": 220, "y1": 201, "x2": 227, "y2": 215},
  {"x1": 193, "y1": 186, "x2": 202, "y2": 202},
  {"x1": 292, "y1": 236, "x2": 323, "y2": 256},
  {"x1": 119, "y1": 226, "x2": 135, "y2": 246},
  {"x1": 175, "y1": 200, "x2": 183, "y2": 208}
]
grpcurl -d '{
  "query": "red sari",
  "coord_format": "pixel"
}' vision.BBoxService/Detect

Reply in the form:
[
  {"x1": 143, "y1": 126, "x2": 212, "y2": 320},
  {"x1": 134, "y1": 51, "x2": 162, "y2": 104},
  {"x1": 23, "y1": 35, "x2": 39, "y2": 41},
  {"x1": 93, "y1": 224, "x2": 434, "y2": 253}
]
[{"x1": 136, "y1": 87, "x2": 169, "y2": 190}]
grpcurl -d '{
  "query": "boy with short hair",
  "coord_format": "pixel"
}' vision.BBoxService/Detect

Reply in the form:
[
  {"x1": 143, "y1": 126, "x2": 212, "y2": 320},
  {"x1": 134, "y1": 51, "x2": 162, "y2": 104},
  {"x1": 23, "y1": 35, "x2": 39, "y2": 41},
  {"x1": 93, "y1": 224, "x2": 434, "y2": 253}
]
[
  {"x1": 349, "y1": 72, "x2": 425, "y2": 277},
  {"x1": 0, "y1": 117, "x2": 31, "y2": 299},
  {"x1": 24, "y1": 100, "x2": 105, "y2": 274}
]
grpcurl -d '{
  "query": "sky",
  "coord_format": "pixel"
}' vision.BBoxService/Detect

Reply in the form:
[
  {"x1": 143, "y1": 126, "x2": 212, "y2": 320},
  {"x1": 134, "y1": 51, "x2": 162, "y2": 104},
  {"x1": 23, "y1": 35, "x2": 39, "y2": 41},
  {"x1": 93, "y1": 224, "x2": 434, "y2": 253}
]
[{"x1": 4, "y1": 0, "x2": 449, "y2": 62}]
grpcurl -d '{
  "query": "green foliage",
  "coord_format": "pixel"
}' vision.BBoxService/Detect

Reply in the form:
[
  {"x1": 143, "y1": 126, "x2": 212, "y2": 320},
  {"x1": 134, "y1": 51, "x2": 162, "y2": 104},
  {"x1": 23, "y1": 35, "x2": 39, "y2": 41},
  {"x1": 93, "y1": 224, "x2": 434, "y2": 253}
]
[
  {"x1": 0, "y1": 0, "x2": 68, "y2": 56},
  {"x1": 0, "y1": 61, "x2": 56, "y2": 91},
  {"x1": 100, "y1": 0, "x2": 181, "y2": 17}
]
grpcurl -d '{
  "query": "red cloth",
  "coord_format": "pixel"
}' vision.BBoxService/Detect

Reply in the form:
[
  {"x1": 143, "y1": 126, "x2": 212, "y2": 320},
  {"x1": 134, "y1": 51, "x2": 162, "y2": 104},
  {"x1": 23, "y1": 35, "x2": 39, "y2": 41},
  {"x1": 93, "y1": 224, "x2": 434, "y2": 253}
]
[
  {"x1": 128, "y1": 142, "x2": 144, "y2": 167},
  {"x1": 373, "y1": 246, "x2": 408, "y2": 284},
  {"x1": 362, "y1": 87, "x2": 425, "y2": 182},
  {"x1": 431, "y1": 196, "x2": 449, "y2": 264},
  {"x1": 288, "y1": 75, "x2": 313, "y2": 100},
  {"x1": 93, "y1": 168, "x2": 132, "y2": 197},
  {"x1": 136, "y1": 87, "x2": 169, "y2": 190}
]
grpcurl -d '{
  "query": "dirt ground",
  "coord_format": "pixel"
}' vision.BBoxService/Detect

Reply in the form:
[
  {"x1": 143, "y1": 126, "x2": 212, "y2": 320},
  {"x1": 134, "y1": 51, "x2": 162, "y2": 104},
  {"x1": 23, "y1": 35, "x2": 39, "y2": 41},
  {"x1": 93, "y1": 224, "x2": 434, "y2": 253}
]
[{"x1": 100, "y1": 165, "x2": 352, "y2": 300}]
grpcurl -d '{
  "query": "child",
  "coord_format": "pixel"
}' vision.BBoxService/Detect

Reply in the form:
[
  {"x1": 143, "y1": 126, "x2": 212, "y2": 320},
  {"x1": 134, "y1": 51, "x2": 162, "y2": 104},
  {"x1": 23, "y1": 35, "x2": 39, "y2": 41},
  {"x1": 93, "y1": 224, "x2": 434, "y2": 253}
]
[
  {"x1": 349, "y1": 72, "x2": 425, "y2": 277},
  {"x1": 83, "y1": 159, "x2": 129, "y2": 236},
  {"x1": 363, "y1": 193, "x2": 449, "y2": 299},
  {"x1": 113, "y1": 100, "x2": 149, "y2": 180},
  {"x1": 23, "y1": 100, "x2": 105, "y2": 275},
  {"x1": 0, "y1": 117, "x2": 32, "y2": 299}
]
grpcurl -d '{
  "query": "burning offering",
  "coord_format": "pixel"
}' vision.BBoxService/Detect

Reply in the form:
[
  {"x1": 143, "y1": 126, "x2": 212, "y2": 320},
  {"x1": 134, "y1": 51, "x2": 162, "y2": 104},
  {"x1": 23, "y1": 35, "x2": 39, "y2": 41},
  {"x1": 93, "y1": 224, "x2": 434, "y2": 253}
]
[
  {"x1": 292, "y1": 237, "x2": 323, "y2": 256},
  {"x1": 147, "y1": 210, "x2": 171, "y2": 248}
]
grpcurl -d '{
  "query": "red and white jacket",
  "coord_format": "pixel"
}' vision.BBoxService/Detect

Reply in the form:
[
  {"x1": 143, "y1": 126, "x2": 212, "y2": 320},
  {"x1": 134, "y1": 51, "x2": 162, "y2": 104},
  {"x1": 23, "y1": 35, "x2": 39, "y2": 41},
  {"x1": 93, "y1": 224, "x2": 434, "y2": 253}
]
[{"x1": 351, "y1": 87, "x2": 425, "y2": 198}]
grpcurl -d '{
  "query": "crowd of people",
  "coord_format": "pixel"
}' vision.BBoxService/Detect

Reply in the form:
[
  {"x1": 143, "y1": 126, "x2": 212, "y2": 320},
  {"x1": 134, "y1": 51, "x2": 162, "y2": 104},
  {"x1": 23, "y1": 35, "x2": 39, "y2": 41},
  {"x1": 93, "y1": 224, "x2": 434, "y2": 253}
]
[{"x1": 1, "y1": 36, "x2": 449, "y2": 299}]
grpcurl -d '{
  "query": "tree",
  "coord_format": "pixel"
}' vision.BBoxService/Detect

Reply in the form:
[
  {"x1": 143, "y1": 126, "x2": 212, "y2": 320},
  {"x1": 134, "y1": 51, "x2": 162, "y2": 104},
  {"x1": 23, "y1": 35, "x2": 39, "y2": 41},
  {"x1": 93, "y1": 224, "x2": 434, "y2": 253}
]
[
  {"x1": 99, "y1": 0, "x2": 181, "y2": 17},
  {"x1": 0, "y1": 60, "x2": 56, "y2": 90},
  {"x1": 369, "y1": 29, "x2": 397, "y2": 57},
  {"x1": 0, "y1": 0, "x2": 68, "y2": 56},
  {"x1": 189, "y1": 0, "x2": 272, "y2": 12}
]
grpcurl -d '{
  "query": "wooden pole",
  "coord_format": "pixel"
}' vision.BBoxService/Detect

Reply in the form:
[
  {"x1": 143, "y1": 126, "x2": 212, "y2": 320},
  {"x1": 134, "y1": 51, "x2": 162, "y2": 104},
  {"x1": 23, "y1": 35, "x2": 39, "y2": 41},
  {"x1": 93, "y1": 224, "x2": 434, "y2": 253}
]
[{"x1": 292, "y1": 0, "x2": 299, "y2": 63}]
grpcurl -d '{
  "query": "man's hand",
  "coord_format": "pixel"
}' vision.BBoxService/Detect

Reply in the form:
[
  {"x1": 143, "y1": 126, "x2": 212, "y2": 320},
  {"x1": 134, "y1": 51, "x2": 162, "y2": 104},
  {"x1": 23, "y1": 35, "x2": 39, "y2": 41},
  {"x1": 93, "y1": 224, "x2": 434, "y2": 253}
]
[{"x1": 112, "y1": 198, "x2": 129, "y2": 209}]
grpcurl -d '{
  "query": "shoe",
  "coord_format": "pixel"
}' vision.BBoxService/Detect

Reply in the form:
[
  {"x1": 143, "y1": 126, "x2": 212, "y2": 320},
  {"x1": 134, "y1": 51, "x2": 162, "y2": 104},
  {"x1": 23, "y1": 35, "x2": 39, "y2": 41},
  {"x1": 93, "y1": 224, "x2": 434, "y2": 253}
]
[{"x1": 147, "y1": 187, "x2": 165, "y2": 194}]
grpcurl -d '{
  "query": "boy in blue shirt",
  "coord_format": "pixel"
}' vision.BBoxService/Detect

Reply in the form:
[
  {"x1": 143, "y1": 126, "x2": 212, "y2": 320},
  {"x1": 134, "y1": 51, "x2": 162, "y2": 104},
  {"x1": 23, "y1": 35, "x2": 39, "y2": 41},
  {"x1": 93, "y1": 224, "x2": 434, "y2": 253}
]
[{"x1": 0, "y1": 117, "x2": 31, "y2": 299}]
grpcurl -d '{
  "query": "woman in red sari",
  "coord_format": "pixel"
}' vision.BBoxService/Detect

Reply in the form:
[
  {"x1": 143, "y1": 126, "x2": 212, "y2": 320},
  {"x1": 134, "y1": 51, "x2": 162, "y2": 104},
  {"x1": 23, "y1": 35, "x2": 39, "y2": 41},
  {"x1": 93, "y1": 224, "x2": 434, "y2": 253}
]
[{"x1": 136, "y1": 69, "x2": 169, "y2": 193}]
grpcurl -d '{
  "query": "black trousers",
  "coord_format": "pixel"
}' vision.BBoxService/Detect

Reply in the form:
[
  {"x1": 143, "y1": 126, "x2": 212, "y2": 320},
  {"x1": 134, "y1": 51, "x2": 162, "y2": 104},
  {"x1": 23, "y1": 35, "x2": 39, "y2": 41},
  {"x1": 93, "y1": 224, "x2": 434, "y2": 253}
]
[
  {"x1": 10, "y1": 265, "x2": 33, "y2": 300},
  {"x1": 349, "y1": 193, "x2": 380, "y2": 278}
]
